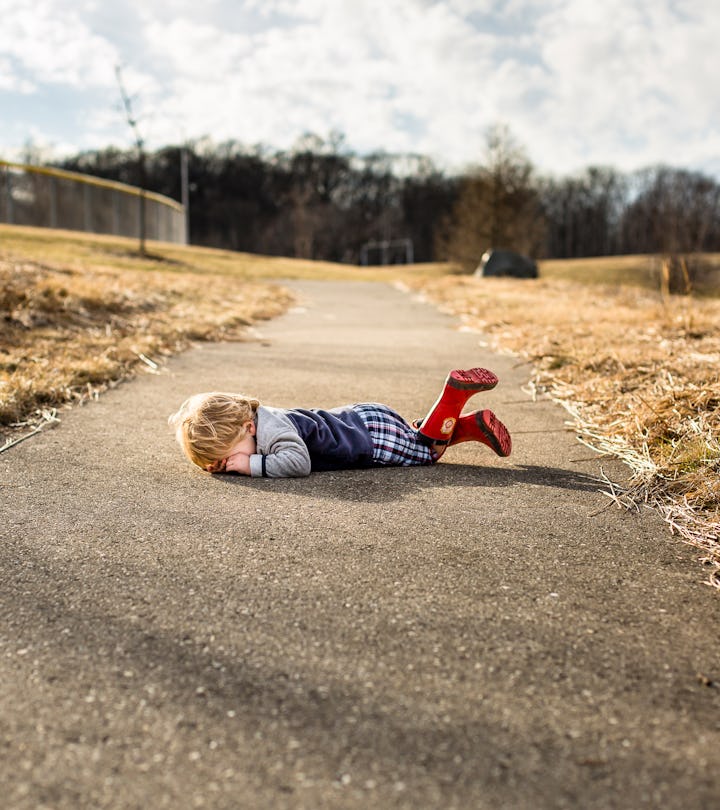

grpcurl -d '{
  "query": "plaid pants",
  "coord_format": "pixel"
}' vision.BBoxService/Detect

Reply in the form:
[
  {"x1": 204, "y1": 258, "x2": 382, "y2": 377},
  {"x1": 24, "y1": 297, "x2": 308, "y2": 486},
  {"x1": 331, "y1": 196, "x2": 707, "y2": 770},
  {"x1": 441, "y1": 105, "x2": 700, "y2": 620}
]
[{"x1": 353, "y1": 403, "x2": 436, "y2": 467}]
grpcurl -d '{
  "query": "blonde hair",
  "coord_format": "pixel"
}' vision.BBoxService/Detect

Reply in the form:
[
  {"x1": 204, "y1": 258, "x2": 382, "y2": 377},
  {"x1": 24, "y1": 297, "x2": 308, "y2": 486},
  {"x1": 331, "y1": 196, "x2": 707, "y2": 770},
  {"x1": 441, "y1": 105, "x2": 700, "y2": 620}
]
[{"x1": 168, "y1": 392, "x2": 260, "y2": 469}]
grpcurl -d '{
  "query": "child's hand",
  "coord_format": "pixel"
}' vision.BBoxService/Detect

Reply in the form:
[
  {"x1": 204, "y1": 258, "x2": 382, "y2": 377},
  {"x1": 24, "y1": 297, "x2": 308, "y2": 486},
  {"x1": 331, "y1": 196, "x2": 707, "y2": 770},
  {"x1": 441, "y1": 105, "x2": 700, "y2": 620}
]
[
  {"x1": 224, "y1": 452, "x2": 251, "y2": 475},
  {"x1": 205, "y1": 428, "x2": 256, "y2": 475},
  {"x1": 206, "y1": 457, "x2": 227, "y2": 474}
]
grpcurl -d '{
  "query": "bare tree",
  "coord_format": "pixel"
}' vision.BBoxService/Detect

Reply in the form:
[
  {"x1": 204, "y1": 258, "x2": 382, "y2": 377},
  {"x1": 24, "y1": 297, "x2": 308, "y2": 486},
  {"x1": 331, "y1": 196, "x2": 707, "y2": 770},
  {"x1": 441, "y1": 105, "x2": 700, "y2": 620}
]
[
  {"x1": 620, "y1": 167, "x2": 720, "y2": 294},
  {"x1": 437, "y1": 124, "x2": 544, "y2": 271},
  {"x1": 539, "y1": 167, "x2": 627, "y2": 259},
  {"x1": 115, "y1": 65, "x2": 147, "y2": 256}
]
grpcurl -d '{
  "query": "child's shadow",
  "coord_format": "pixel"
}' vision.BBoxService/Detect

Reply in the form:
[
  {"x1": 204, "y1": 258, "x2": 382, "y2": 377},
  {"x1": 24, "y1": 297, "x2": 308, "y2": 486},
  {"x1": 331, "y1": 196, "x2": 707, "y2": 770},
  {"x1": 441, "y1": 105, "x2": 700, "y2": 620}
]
[{"x1": 216, "y1": 463, "x2": 615, "y2": 504}]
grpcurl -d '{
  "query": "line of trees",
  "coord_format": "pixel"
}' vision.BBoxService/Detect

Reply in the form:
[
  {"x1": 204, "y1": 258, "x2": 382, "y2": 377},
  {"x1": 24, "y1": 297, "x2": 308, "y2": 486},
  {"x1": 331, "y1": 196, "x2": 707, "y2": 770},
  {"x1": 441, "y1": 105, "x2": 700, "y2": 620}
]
[{"x1": 55, "y1": 127, "x2": 720, "y2": 270}]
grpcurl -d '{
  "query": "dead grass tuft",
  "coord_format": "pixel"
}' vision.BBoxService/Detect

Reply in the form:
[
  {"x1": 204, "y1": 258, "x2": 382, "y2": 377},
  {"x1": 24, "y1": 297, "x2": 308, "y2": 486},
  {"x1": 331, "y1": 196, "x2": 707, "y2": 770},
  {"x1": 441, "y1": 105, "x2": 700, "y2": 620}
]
[
  {"x1": 0, "y1": 224, "x2": 447, "y2": 444},
  {"x1": 0, "y1": 252, "x2": 293, "y2": 433},
  {"x1": 410, "y1": 274, "x2": 720, "y2": 583}
]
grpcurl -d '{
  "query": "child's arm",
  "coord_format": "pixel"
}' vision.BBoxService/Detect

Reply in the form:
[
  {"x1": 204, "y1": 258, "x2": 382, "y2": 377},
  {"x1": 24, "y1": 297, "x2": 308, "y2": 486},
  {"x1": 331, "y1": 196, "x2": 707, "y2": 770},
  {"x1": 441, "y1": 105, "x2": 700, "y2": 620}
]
[
  {"x1": 216, "y1": 441, "x2": 309, "y2": 477},
  {"x1": 224, "y1": 452, "x2": 252, "y2": 475},
  {"x1": 249, "y1": 408, "x2": 312, "y2": 478},
  {"x1": 249, "y1": 436, "x2": 311, "y2": 477}
]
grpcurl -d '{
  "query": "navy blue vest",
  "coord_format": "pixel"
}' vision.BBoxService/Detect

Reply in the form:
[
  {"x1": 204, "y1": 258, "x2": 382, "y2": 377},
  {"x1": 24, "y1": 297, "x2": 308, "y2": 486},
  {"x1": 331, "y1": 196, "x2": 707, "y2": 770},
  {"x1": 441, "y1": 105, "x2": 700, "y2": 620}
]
[{"x1": 285, "y1": 407, "x2": 375, "y2": 471}]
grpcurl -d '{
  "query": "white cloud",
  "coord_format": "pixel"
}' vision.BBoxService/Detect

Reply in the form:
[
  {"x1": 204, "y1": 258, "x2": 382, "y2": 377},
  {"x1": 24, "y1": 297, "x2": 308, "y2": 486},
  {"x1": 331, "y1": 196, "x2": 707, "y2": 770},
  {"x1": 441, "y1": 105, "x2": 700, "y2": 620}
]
[
  {"x1": 0, "y1": 0, "x2": 120, "y2": 88},
  {"x1": 1, "y1": 0, "x2": 719, "y2": 177},
  {"x1": 516, "y1": 0, "x2": 720, "y2": 172},
  {"x1": 0, "y1": 55, "x2": 35, "y2": 92}
]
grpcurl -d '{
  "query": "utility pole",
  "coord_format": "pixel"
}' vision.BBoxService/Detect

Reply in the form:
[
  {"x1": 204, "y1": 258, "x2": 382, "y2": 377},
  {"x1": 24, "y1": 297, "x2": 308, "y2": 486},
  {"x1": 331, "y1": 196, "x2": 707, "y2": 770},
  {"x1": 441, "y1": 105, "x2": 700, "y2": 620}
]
[
  {"x1": 180, "y1": 146, "x2": 190, "y2": 244},
  {"x1": 115, "y1": 65, "x2": 147, "y2": 256}
]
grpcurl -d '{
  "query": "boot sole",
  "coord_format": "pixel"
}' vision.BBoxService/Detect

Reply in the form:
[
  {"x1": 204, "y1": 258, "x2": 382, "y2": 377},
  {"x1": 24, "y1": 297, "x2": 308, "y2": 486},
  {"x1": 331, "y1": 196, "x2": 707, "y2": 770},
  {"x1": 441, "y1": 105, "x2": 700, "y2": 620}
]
[
  {"x1": 447, "y1": 368, "x2": 498, "y2": 391},
  {"x1": 477, "y1": 410, "x2": 512, "y2": 457}
]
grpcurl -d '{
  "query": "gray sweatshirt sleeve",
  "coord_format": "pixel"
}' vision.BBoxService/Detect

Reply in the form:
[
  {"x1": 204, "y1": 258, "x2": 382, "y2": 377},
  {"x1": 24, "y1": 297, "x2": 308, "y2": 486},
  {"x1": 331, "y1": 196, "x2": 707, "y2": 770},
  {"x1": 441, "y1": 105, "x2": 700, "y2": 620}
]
[{"x1": 249, "y1": 406, "x2": 312, "y2": 478}]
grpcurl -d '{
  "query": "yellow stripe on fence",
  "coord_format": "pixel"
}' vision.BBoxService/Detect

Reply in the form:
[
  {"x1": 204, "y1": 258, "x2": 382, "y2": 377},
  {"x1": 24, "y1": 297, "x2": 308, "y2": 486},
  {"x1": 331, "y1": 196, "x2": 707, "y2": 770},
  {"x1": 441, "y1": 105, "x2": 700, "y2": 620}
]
[
  {"x1": 0, "y1": 159, "x2": 187, "y2": 244},
  {"x1": 0, "y1": 159, "x2": 184, "y2": 212}
]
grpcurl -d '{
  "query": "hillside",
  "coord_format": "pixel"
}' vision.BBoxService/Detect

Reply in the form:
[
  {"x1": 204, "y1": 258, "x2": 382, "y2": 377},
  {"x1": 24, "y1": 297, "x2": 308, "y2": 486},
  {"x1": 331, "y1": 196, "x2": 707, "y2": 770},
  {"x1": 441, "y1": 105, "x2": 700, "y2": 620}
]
[
  {"x1": 410, "y1": 265, "x2": 720, "y2": 582},
  {"x1": 1, "y1": 224, "x2": 719, "y2": 581}
]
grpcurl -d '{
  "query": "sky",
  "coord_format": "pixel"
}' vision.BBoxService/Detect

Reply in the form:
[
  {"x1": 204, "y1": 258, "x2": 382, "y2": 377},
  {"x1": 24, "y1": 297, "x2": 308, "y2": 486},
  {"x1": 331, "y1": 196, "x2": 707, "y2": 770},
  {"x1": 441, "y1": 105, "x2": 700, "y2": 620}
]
[{"x1": 1, "y1": 0, "x2": 719, "y2": 178}]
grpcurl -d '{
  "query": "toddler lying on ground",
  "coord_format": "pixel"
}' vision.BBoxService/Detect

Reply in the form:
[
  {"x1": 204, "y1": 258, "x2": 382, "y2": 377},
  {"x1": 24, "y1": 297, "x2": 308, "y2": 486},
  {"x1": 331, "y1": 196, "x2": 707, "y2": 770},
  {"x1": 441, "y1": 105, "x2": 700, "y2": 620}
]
[{"x1": 169, "y1": 367, "x2": 512, "y2": 478}]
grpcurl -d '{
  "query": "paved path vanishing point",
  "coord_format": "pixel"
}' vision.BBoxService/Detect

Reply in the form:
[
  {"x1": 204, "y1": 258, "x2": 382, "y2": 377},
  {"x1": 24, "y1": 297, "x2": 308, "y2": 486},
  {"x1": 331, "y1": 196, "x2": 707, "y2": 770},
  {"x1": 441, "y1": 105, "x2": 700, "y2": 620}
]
[{"x1": 2, "y1": 280, "x2": 719, "y2": 810}]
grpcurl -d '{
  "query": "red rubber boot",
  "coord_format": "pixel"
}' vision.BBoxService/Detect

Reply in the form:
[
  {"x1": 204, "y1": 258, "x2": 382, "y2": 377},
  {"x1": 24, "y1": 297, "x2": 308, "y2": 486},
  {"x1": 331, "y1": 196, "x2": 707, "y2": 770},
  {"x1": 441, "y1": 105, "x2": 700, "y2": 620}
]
[
  {"x1": 417, "y1": 368, "x2": 498, "y2": 444},
  {"x1": 449, "y1": 409, "x2": 512, "y2": 457}
]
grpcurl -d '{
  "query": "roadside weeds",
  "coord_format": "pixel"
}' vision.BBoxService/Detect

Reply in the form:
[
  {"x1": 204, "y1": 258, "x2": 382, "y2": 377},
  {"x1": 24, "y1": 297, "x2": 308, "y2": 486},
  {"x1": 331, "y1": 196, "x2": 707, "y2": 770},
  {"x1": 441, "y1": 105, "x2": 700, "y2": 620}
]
[
  {"x1": 2, "y1": 227, "x2": 719, "y2": 587},
  {"x1": 410, "y1": 275, "x2": 720, "y2": 586}
]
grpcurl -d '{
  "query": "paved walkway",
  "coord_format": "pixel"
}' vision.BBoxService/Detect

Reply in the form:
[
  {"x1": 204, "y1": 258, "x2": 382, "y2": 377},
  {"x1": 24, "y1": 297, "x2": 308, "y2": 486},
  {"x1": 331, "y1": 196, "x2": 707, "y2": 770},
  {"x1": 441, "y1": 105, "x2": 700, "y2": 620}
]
[{"x1": 2, "y1": 281, "x2": 719, "y2": 809}]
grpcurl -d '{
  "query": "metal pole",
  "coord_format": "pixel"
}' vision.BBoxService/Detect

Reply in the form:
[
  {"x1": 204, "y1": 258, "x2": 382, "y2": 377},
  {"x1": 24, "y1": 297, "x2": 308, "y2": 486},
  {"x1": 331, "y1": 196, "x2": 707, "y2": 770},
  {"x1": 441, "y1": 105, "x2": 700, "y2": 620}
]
[
  {"x1": 6, "y1": 167, "x2": 14, "y2": 224},
  {"x1": 406, "y1": 238, "x2": 414, "y2": 264},
  {"x1": 138, "y1": 190, "x2": 145, "y2": 248},
  {"x1": 84, "y1": 183, "x2": 91, "y2": 232},
  {"x1": 181, "y1": 147, "x2": 190, "y2": 244},
  {"x1": 50, "y1": 176, "x2": 58, "y2": 228}
]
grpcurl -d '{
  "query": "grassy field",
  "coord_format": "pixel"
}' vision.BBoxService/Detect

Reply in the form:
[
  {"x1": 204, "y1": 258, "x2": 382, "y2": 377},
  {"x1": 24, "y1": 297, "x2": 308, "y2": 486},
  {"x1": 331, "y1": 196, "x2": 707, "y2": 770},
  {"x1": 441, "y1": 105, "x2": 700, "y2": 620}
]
[
  {"x1": 540, "y1": 252, "x2": 720, "y2": 291},
  {"x1": 2, "y1": 224, "x2": 719, "y2": 582},
  {"x1": 409, "y1": 264, "x2": 720, "y2": 582},
  {"x1": 0, "y1": 225, "x2": 447, "y2": 430}
]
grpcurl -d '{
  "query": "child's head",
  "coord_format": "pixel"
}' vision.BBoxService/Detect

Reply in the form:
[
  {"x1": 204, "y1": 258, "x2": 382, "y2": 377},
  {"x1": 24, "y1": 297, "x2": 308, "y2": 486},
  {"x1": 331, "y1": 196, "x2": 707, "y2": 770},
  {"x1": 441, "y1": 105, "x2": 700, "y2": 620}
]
[{"x1": 169, "y1": 392, "x2": 260, "y2": 469}]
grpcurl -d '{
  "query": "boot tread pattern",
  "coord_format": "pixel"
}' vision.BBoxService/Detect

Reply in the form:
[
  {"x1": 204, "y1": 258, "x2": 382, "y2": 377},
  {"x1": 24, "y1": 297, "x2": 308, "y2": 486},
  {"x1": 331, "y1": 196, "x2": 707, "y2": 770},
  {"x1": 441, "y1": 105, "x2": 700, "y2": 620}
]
[
  {"x1": 448, "y1": 368, "x2": 499, "y2": 391},
  {"x1": 478, "y1": 409, "x2": 512, "y2": 457}
]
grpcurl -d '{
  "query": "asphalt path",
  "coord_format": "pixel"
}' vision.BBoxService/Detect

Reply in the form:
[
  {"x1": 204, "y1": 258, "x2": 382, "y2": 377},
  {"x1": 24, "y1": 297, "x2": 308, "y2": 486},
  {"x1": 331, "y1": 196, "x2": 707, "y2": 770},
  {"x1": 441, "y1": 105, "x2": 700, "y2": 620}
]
[{"x1": 2, "y1": 280, "x2": 719, "y2": 810}]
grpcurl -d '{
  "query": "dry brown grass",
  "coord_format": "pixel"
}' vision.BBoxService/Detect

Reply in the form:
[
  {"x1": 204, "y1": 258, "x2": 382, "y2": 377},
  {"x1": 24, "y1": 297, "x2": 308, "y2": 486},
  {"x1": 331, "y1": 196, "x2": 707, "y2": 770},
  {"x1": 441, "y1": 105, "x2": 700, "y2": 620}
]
[
  {"x1": 4, "y1": 224, "x2": 719, "y2": 583},
  {"x1": 0, "y1": 227, "x2": 299, "y2": 437},
  {"x1": 0, "y1": 257, "x2": 293, "y2": 425},
  {"x1": 409, "y1": 271, "x2": 720, "y2": 584},
  {"x1": 0, "y1": 225, "x2": 448, "y2": 442},
  {"x1": 540, "y1": 252, "x2": 720, "y2": 294},
  {"x1": 0, "y1": 225, "x2": 453, "y2": 283}
]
